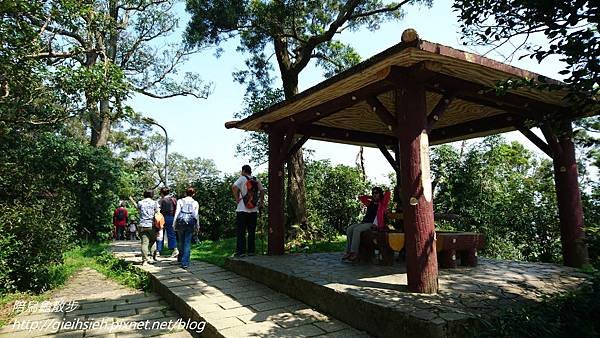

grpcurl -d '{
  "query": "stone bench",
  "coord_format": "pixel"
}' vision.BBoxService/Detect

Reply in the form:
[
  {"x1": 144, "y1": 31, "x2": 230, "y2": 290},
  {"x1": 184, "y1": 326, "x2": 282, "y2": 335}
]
[
  {"x1": 358, "y1": 230, "x2": 485, "y2": 268},
  {"x1": 436, "y1": 231, "x2": 485, "y2": 268}
]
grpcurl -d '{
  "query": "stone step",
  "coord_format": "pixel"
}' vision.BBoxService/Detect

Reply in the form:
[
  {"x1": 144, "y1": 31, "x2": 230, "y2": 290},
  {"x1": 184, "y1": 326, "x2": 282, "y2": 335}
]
[{"x1": 110, "y1": 241, "x2": 370, "y2": 338}]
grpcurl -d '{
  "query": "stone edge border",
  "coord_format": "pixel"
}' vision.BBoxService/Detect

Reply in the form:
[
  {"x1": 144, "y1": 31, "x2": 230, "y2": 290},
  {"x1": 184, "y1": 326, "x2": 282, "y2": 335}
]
[{"x1": 225, "y1": 258, "x2": 480, "y2": 338}]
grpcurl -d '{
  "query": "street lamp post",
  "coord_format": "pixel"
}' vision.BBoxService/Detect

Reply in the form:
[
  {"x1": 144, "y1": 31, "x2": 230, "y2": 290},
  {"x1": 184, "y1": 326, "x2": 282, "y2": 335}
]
[{"x1": 143, "y1": 117, "x2": 168, "y2": 187}]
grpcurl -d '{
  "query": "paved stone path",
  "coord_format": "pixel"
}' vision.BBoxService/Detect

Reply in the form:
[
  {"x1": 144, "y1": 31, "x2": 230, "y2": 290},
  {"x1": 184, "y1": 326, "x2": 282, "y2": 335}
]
[
  {"x1": 0, "y1": 267, "x2": 193, "y2": 338},
  {"x1": 231, "y1": 252, "x2": 592, "y2": 323},
  {"x1": 110, "y1": 241, "x2": 370, "y2": 338}
]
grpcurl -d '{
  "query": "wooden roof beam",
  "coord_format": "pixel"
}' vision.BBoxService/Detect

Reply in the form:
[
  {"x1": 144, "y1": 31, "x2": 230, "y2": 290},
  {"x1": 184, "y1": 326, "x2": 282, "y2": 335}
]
[
  {"x1": 367, "y1": 97, "x2": 396, "y2": 132},
  {"x1": 430, "y1": 113, "x2": 522, "y2": 144},
  {"x1": 426, "y1": 73, "x2": 564, "y2": 121},
  {"x1": 296, "y1": 124, "x2": 396, "y2": 146},
  {"x1": 426, "y1": 95, "x2": 454, "y2": 133},
  {"x1": 285, "y1": 135, "x2": 310, "y2": 162},
  {"x1": 377, "y1": 144, "x2": 400, "y2": 173},
  {"x1": 515, "y1": 123, "x2": 553, "y2": 158},
  {"x1": 383, "y1": 65, "x2": 565, "y2": 121}
]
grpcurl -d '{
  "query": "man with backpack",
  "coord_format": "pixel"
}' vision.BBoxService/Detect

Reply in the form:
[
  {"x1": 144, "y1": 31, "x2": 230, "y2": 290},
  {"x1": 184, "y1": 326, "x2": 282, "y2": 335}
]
[
  {"x1": 157, "y1": 187, "x2": 178, "y2": 258},
  {"x1": 138, "y1": 190, "x2": 160, "y2": 266},
  {"x1": 231, "y1": 165, "x2": 266, "y2": 257},
  {"x1": 173, "y1": 187, "x2": 199, "y2": 269},
  {"x1": 112, "y1": 201, "x2": 128, "y2": 240}
]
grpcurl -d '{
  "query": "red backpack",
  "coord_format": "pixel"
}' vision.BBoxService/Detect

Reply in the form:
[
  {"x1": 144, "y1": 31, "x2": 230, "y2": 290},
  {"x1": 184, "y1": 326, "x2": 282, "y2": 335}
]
[{"x1": 242, "y1": 176, "x2": 260, "y2": 209}]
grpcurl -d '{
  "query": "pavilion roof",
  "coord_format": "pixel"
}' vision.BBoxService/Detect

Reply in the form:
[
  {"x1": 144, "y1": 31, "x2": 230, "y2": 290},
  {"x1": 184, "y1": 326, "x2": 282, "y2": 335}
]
[{"x1": 225, "y1": 33, "x2": 594, "y2": 148}]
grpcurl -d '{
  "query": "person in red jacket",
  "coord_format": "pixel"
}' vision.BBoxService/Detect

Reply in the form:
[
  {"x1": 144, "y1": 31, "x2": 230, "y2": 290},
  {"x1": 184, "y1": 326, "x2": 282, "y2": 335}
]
[
  {"x1": 113, "y1": 201, "x2": 129, "y2": 240},
  {"x1": 342, "y1": 187, "x2": 391, "y2": 262}
]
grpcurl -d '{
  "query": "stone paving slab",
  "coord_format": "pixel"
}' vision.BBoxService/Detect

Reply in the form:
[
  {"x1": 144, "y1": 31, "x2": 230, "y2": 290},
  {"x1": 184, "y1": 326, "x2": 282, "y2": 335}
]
[
  {"x1": 110, "y1": 241, "x2": 370, "y2": 338},
  {"x1": 225, "y1": 252, "x2": 593, "y2": 338},
  {"x1": 0, "y1": 268, "x2": 193, "y2": 338}
]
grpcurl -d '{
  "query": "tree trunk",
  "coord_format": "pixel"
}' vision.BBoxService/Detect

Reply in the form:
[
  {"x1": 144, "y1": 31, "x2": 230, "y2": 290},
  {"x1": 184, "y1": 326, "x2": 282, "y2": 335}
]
[
  {"x1": 90, "y1": 100, "x2": 111, "y2": 147},
  {"x1": 287, "y1": 147, "x2": 308, "y2": 226},
  {"x1": 90, "y1": 0, "x2": 118, "y2": 148},
  {"x1": 281, "y1": 70, "x2": 308, "y2": 228}
]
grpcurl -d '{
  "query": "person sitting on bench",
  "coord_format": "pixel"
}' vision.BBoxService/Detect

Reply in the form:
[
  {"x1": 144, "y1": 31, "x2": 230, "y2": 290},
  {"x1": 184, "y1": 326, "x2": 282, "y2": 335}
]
[{"x1": 342, "y1": 187, "x2": 391, "y2": 262}]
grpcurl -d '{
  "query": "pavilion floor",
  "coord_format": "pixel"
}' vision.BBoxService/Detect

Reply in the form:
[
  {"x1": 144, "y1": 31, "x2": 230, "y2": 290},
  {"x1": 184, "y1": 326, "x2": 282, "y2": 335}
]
[{"x1": 226, "y1": 252, "x2": 591, "y2": 338}]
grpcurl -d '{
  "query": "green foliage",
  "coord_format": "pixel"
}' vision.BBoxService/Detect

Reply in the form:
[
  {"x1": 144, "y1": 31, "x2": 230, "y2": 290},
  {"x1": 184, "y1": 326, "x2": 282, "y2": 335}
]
[
  {"x1": 0, "y1": 132, "x2": 122, "y2": 293},
  {"x1": 234, "y1": 86, "x2": 284, "y2": 166},
  {"x1": 583, "y1": 183, "x2": 600, "y2": 269},
  {"x1": 0, "y1": 200, "x2": 75, "y2": 294},
  {"x1": 192, "y1": 174, "x2": 239, "y2": 241},
  {"x1": 476, "y1": 273, "x2": 600, "y2": 338},
  {"x1": 288, "y1": 235, "x2": 347, "y2": 254},
  {"x1": 453, "y1": 0, "x2": 599, "y2": 104},
  {"x1": 432, "y1": 136, "x2": 562, "y2": 262},
  {"x1": 305, "y1": 159, "x2": 370, "y2": 239}
]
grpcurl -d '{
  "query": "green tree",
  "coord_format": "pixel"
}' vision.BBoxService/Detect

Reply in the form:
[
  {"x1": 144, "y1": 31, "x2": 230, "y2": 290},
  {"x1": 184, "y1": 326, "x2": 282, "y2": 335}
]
[
  {"x1": 0, "y1": 1, "x2": 71, "y2": 129},
  {"x1": 453, "y1": 0, "x2": 599, "y2": 104},
  {"x1": 432, "y1": 136, "x2": 563, "y2": 262},
  {"x1": 6, "y1": 0, "x2": 211, "y2": 147},
  {"x1": 185, "y1": 0, "x2": 433, "y2": 227},
  {"x1": 0, "y1": 131, "x2": 122, "y2": 293}
]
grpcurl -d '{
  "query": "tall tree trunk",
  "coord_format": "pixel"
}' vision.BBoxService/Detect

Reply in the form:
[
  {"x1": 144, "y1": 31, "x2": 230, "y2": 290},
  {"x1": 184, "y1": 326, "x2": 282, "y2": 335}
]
[
  {"x1": 91, "y1": 100, "x2": 111, "y2": 147},
  {"x1": 281, "y1": 70, "x2": 308, "y2": 227},
  {"x1": 90, "y1": 0, "x2": 118, "y2": 148}
]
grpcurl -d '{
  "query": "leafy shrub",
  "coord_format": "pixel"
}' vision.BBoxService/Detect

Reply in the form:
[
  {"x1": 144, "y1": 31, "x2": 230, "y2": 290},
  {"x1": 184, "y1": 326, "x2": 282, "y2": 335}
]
[
  {"x1": 192, "y1": 174, "x2": 239, "y2": 240},
  {"x1": 305, "y1": 160, "x2": 370, "y2": 240},
  {"x1": 432, "y1": 137, "x2": 564, "y2": 262},
  {"x1": 0, "y1": 132, "x2": 122, "y2": 293},
  {"x1": 1, "y1": 199, "x2": 75, "y2": 293}
]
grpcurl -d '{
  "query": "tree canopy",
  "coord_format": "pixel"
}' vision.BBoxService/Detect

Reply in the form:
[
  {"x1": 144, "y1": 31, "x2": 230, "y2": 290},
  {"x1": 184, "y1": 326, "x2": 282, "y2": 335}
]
[
  {"x1": 453, "y1": 0, "x2": 599, "y2": 104},
  {"x1": 185, "y1": 0, "x2": 433, "y2": 228}
]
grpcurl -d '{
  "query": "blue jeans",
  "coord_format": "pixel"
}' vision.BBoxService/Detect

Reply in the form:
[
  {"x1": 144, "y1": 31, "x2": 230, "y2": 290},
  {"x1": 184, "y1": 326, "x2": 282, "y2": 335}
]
[
  {"x1": 164, "y1": 216, "x2": 177, "y2": 250},
  {"x1": 176, "y1": 227, "x2": 193, "y2": 267}
]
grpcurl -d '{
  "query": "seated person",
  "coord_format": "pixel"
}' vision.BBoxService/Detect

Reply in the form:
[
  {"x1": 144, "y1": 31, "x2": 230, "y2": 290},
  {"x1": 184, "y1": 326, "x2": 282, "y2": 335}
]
[{"x1": 342, "y1": 187, "x2": 391, "y2": 262}]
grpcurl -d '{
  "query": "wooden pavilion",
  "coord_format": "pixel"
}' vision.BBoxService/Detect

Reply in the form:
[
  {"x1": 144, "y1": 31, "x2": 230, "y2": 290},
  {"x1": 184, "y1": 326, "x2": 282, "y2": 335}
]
[{"x1": 225, "y1": 29, "x2": 596, "y2": 293}]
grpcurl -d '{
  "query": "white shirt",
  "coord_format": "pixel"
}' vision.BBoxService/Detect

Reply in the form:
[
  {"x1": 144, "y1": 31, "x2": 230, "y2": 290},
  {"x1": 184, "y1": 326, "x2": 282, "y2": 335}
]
[
  {"x1": 233, "y1": 175, "x2": 265, "y2": 213},
  {"x1": 137, "y1": 198, "x2": 159, "y2": 228}
]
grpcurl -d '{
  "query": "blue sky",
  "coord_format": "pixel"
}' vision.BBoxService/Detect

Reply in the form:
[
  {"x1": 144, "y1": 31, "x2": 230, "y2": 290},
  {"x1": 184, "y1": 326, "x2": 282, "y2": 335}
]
[{"x1": 128, "y1": 0, "x2": 567, "y2": 183}]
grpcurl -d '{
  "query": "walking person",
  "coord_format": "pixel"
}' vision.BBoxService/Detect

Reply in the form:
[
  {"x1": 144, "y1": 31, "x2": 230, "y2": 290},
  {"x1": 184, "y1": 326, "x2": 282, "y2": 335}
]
[
  {"x1": 173, "y1": 187, "x2": 199, "y2": 269},
  {"x1": 112, "y1": 201, "x2": 128, "y2": 240},
  {"x1": 128, "y1": 219, "x2": 138, "y2": 240},
  {"x1": 158, "y1": 187, "x2": 178, "y2": 258},
  {"x1": 137, "y1": 190, "x2": 160, "y2": 266},
  {"x1": 231, "y1": 165, "x2": 265, "y2": 257}
]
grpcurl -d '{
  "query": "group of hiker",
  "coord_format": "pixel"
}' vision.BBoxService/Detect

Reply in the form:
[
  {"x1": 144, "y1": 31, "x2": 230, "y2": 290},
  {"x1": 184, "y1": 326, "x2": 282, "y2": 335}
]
[
  {"x1": 113, "y1": 165, "x2": 266, "y2": 269},
  {"x1": 114, "y1": 163, "x2": 390, "y2": 267}
]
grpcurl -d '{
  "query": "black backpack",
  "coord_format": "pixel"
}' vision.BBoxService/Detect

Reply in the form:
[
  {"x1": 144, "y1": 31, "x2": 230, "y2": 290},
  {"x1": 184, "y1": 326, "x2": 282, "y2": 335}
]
[
  {"x1": 176, "y1": 200, "x2": 197, "y2": 227},
  {"x1": 116, "y1": 208, "x2": 126, "y2": 221},
  {"x1": 242, "y1": 176, "x2": 260, "y2": 209}
]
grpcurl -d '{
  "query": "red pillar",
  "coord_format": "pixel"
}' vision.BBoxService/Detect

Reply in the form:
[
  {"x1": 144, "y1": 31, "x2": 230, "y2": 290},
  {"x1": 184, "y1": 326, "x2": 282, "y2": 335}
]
[
  {"x1": 553, "y1": 121, "x2": 589, "y2": 267},
  {"x1": 268, "y1": 131, "x2": 285, "y2": 255},
  {"x1": 396, "y1": 84, "x2": 438, "y2": 293}
]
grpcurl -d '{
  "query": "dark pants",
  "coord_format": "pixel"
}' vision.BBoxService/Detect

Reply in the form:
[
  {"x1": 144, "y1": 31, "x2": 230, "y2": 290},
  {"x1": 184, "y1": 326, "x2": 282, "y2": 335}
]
[
  {"x1": 116, "y1": 226, "x2": 125, "y2": 240},
  {"x1": 236, "y1": 212, "x2": 257, "y2": 255}
]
